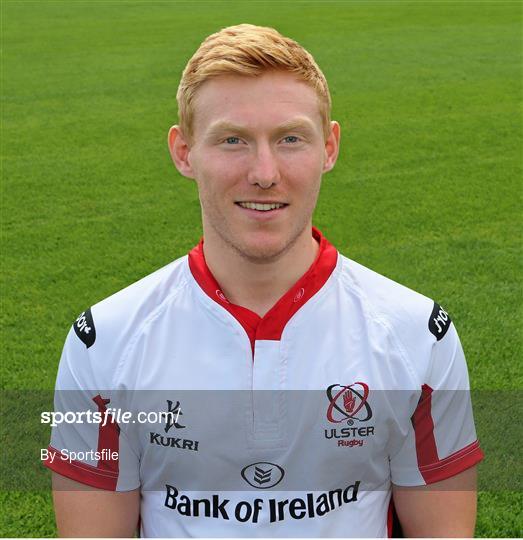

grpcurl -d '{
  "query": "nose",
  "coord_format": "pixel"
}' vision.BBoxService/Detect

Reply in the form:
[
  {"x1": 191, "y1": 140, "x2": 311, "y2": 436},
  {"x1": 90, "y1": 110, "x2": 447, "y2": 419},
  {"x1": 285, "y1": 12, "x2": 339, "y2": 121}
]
[{"x1": 247, "y1": 143, "x2": 280, "y2": 189}]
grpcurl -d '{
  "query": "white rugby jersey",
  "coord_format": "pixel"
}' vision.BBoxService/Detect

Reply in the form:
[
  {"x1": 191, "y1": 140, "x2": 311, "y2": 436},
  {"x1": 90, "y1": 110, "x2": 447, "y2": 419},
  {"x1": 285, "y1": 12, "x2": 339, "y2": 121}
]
[{"x1": 44, "y1": 228, "x2": 483, "y2": 537}]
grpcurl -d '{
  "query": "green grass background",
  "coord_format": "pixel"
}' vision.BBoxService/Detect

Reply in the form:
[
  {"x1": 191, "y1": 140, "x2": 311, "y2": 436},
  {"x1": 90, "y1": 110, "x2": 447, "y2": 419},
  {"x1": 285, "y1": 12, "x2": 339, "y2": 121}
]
[{"x1": 1, "y1": 0, "x2": 521, "y2": 536}]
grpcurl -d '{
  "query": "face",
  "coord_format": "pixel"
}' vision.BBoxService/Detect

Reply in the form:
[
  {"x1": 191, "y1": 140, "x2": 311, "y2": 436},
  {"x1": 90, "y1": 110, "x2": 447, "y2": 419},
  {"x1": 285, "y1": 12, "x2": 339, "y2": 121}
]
[{"x1": 169, "y1": 70, "x2": 340, "y2": 263}]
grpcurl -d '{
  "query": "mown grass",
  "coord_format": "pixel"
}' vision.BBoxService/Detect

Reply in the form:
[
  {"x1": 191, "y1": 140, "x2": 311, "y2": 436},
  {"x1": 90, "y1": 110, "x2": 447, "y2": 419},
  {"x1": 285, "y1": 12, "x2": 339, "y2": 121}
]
[{"x1": 1, "y1": 0, "x2": 521, "y2": 536}]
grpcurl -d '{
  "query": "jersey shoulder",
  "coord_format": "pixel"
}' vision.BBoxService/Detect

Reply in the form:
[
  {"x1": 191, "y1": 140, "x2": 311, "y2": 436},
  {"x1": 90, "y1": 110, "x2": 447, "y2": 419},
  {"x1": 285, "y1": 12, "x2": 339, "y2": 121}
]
[
  {"x1": 67, "y1": 255, "x2": 190, "y2": 381},
  {"x1": 338, "y1": 255, "x2": 444, "y2": 330},
  {"x1": 337, "y1": 255, "x2": 454, "y2": 377}
]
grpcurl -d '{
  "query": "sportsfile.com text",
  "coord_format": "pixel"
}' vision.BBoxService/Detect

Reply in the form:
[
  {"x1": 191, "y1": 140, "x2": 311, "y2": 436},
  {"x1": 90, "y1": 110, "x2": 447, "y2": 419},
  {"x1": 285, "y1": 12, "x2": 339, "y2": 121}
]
[{"x1": 40, "y1": 408, "x2": 182, "y2": 427}]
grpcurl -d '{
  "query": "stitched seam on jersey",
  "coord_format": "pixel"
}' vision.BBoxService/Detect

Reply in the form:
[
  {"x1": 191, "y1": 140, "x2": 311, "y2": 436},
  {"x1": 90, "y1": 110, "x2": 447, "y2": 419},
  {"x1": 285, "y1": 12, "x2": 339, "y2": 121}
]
[
  {"x1": 191, "y1": 277, "x2": 245, "y2": 333},
  {"x1": 88, "y1": 255, "x2": 191, "y2": 385},
  {"x1": 114, "y1": 273, "x2": 191, "y2": 386},
  {"x1": 191, "y1": 278, "x2": 252, "y2": 361},
  {"x1": 427, "y1": 324, "x2": 460, "y2": 391},
  {"x1": 60, "y1": 461, "x2": 118, "y2": 478},
  {"x1": 419, "y1": 441, "x2": 480, "y2": 471},
  {"x1": 55, "y1": 335, "x2": 141, "y2": 471},
  {"x1": 109, "y1": 413, "x2": 140, "y2": 464},
  {"x1": 190, "y1": 250, "x2": 342, "y2": 345},
  {"x1": 187, "y1": 261, "x2": 262, "y2": 352},
  {"x1": 108, "y1": 273, "x2": 191, "y2": 467},
  {"x1": 48, "y1": 447, "x2": 119, "y2": 477},
  {"x1": 277, "y1": 257, "x2": 341, "y2": 392},
  {"x1": 67, "y1": 329, "x2": 100, "y2": 396},
  {"x1": 394, "y1": 444, "x2": 481, "y2": 477},
  {"x1": 338, "y1": 258, "x2": 419, "y2": 387},
  {"x1": 394, "y1": 439, "x2": 481, "y2": 474},
  {"x1": 280, "y1": 254, "x2": 342, "y2": 340}
]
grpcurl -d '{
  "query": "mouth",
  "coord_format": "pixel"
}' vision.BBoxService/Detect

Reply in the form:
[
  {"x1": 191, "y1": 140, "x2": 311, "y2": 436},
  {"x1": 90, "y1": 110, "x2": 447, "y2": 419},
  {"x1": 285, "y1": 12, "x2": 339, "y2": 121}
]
[{"x1": 235, "y1": 201, "x2": 288, "y2": 212}]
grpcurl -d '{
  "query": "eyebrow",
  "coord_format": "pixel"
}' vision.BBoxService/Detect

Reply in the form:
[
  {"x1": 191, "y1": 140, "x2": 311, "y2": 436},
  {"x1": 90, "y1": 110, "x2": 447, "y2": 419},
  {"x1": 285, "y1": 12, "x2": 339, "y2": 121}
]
[
  {"x1": 205, "y1": 117, "x2": 317, "y2": 138},
  {"x1": 273, "y1": 118, "x2": 317, "y2": 135},
  {"x1": 206, "y1": 121, "x2": 250, "y2": 138}
]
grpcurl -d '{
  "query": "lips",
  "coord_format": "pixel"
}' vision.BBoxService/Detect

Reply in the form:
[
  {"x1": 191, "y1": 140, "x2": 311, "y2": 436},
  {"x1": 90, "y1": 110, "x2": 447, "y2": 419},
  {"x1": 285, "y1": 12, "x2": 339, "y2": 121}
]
[{"x1": 235, "y1": 201, "x2": 288, "y2": 212}]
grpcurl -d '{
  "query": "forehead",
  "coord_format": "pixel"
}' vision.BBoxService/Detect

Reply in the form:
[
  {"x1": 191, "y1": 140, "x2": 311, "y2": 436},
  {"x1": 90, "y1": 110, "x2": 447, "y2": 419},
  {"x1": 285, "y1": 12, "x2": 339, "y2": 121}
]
[{"x1": 191, "y1": 71, "x2": 323, "y2": 135}]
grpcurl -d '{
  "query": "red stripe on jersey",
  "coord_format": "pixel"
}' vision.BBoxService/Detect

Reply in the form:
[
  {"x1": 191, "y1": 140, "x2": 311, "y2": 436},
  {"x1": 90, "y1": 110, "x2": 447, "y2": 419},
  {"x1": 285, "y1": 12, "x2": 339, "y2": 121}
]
[
  {"x1": 188, "y1": 226, "x2": 338, "y2": 352},
  {"x1": 411, "y1": 385, "x2": 484, "y2": 483},
  {"x1": 43, "y1": 396, "x2": 121, "y2": 490},
  {"x1": 92, "y1": 394, "x2": 120, "y2": 475},
  {"x1": 418, "y1": 440, "x2": 484, "y2": 484},
  {"x1": 44, "y1": 445, "x2": 118, "y2": 490},
  {"x1": 411, "y1": 384, "x2": 439, "y2": 476}
]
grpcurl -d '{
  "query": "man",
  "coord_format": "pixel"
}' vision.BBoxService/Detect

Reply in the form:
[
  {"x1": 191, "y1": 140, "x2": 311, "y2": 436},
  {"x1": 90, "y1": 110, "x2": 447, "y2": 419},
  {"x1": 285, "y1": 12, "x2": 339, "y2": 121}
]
[{"x1": 45, "y1": 24, "x2": 483, "y2": 537}]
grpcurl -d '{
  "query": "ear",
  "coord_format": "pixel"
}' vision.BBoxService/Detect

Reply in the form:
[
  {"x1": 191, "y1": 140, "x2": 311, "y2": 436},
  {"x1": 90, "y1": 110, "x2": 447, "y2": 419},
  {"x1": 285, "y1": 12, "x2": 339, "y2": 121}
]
[
  {"x1": 322, "y1": 121, "x2": 341, "y2": 173},
  {"x1": 168, "y1": 125, "x2": 196, "y2": 179}
]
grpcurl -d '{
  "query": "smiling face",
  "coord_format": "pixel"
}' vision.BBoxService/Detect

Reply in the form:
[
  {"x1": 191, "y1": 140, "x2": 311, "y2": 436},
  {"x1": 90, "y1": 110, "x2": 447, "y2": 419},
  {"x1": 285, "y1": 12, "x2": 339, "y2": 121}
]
[{"x1": 169, "y1": 70, "x2": 340, "y2": 263}]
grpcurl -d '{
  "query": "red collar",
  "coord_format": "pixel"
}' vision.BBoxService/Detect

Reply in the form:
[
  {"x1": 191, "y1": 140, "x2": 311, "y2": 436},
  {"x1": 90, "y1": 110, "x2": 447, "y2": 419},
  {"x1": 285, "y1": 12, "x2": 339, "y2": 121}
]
[{"x1": 188, "y1": 227, "x2": 338, "y2": 349}]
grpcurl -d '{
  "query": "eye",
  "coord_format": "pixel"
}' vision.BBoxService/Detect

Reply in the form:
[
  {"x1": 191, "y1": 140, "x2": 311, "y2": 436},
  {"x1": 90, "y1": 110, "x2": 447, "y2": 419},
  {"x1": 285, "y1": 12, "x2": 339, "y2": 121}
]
[
  {"x1": 225, "y1": 136, "x2": 241, "y2": 145},
  {"x1": 282, "y1": 135, "x2": 300, "y2": 144}
]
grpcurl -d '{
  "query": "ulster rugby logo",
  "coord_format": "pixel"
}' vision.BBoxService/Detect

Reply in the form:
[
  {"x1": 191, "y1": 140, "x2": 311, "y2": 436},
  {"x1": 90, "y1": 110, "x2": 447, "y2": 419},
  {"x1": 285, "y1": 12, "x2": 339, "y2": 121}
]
[
  {"x1": 325, "y1": 383, "x2": 375, "y2": 447},
  {"x1": 326, "y1": 383, "x2": 372, "y2": 425},
  {"x1": 241, "y1": 462, "x2": 285, "y2": 489}
]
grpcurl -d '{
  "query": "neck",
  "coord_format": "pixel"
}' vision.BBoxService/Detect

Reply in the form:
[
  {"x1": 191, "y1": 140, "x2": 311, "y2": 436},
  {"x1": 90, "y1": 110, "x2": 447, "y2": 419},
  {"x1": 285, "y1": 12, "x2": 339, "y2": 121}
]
[{"x1": 202, "y1": 227, "x2": 319, "y2": 317}]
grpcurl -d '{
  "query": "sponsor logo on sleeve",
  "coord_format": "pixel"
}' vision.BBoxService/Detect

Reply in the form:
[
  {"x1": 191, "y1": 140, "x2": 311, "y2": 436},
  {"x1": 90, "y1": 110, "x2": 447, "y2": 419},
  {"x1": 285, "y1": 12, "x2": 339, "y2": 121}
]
[
  {"x1": 73, "y1": 308, "x2": 96, "y2": 348},
  {"x1": 428, "y1": 302, "x2": 451, "y2": 341}
]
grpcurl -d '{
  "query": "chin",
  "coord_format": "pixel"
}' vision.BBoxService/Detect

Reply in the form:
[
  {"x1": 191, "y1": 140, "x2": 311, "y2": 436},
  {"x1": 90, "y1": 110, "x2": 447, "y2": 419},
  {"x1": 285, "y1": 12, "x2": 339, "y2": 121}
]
[{"x1": 232, "y1": 233, "x2": 295, "y2": 264}]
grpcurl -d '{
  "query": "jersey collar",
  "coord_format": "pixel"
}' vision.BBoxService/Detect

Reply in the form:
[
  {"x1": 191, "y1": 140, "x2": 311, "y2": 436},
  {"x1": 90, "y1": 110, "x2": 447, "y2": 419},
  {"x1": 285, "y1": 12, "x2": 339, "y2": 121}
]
[{"x1": 188, "y1": 227, "x2": 338, "y2": 349}]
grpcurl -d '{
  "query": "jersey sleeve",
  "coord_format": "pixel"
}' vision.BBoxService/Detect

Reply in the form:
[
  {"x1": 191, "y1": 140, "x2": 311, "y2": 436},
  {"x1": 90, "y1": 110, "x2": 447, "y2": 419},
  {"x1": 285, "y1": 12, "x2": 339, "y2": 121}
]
[
  {"x1": 390, "y1": 304, "x2": 484, "y2": 486},
  {"x1": 43, "y1": 311, "x2": 140, "y2": 491}
]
